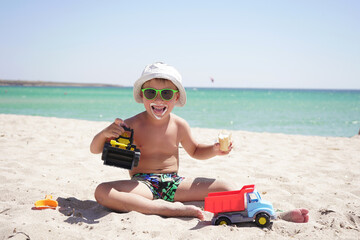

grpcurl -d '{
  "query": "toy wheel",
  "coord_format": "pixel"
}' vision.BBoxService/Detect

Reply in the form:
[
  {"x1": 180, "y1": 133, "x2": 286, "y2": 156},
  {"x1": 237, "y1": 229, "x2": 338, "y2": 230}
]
[
  {"x1": 255, "y1": 213, "x2": 270, "y2": 228},
  {"x1": 215, "y1": 217, "x2": 231, "y2": 226}
]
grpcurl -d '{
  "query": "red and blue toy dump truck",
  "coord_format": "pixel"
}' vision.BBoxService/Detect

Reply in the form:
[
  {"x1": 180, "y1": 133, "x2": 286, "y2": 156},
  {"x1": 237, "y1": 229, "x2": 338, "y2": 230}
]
[{"x1": 204, "y1": 184, "x2": 276, "y2": 227}]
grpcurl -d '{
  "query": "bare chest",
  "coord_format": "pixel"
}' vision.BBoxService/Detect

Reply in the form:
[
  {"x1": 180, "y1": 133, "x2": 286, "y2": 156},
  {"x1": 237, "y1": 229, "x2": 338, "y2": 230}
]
[{"x1": 133, "y1": 123, "x2": 179, "y2": 155}]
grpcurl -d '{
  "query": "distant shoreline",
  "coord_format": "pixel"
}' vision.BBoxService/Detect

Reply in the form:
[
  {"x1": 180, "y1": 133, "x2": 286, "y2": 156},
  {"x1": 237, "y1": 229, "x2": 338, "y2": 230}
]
[
  {"x1": 1, "y1": 79, "x2": 359, "y2": 91},
  {"x1": 0, "y1": 79, "x2": 123, "y2": 87}
]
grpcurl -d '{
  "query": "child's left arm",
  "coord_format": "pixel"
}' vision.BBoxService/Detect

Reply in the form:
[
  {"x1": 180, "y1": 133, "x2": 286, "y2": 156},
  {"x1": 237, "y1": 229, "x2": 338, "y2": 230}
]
[{"x1": 179, "y1": 119, "x2": 232, "y2": 160}]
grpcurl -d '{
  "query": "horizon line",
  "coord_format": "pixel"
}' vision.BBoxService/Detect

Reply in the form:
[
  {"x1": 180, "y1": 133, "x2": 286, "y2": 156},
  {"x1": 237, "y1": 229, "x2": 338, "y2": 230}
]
[{"x1": 1, "y1": 79, "x2": 359, "y2": 91}]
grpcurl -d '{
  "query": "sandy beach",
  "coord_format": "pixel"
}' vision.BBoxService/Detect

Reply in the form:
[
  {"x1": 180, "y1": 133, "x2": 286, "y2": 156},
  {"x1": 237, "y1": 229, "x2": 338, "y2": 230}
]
[{"x1": 1, "y1": 114, "x2": 359, "y2": 239}]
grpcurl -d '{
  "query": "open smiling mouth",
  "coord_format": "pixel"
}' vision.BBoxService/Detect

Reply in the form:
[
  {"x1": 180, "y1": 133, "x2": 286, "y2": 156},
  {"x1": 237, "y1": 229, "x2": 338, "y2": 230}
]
[{"x1": 150, "y1": 103, "x2": 168, "y2": 120}]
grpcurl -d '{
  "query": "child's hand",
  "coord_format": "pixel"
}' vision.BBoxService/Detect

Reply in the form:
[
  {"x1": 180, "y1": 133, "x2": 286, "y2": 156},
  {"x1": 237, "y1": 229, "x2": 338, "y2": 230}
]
[
  {"x1": 101, "y1": 118, "x2": 129, "y2": 139},
  {"x1": 213, "y1": 142, "x2": 233, "y2": 155}
]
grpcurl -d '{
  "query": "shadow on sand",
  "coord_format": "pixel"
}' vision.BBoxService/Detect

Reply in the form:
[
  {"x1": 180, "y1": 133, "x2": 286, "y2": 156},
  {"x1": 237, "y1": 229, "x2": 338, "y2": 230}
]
[{"x1": 56, "y1": 197, "x2": 110, "y2": 224}]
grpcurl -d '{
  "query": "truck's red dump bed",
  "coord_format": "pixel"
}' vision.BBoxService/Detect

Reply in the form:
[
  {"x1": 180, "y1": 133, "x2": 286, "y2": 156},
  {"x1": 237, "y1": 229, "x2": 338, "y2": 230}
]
[{"x1": 204, "y1": 184, "x2": 255, "y2": 214}]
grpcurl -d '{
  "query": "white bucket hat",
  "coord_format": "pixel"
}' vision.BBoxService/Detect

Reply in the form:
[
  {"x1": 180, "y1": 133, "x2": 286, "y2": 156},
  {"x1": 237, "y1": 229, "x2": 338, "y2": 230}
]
[{"x1": 133, "y1": 62, "x2": 186, "y2": 107}]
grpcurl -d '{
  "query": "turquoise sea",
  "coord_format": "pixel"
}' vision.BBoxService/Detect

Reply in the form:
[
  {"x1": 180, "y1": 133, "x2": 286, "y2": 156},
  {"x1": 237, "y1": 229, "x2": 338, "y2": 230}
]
[{"x1": 1, "y1": 86, "x2": 359, "y2": 137}]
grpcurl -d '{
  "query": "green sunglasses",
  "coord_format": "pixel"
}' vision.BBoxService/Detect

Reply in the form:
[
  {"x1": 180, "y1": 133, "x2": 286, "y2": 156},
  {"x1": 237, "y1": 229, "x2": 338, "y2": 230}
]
[{"x1": 141, "y1": 88, "x2": 179, "y2": 101}]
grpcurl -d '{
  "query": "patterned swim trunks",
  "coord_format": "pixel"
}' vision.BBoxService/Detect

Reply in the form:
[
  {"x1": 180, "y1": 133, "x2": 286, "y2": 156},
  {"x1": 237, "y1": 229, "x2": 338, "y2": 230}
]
[{"x1": 131, "y1": 173, "x2": 185, "y2": 202}]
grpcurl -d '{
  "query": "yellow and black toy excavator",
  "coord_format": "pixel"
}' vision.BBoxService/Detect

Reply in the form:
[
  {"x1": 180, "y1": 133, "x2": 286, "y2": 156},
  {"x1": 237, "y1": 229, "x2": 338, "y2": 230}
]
[{"x1": 101, "y1": 127, "x2": 140, "y2": 170}]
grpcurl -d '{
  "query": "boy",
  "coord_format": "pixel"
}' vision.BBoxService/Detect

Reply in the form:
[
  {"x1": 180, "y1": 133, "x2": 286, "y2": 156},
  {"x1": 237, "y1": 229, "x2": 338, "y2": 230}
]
[{"x1": 90, "y1": 62, "x2": 309, "y2": 223}]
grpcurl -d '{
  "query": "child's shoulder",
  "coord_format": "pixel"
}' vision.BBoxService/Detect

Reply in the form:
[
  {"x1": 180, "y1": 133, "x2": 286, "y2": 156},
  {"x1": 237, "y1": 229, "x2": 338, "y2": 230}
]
[
  {"x1": 171, "y1": 113, "x2": 190, "y2": 128},
  {"x1": 124, "y1": 112, "x2": 145, "y2": 126},
  {"x1": 171, "y1": 113, "x2": 184, "y2": 122}
]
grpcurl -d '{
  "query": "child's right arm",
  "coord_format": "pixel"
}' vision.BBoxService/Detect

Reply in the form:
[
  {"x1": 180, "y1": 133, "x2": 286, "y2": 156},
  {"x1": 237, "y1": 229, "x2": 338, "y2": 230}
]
[
  {"x1": 178, "y1": 118, "x2": 232, "y2": 160},
  {"x1": 90, "y1": 118, "x2": 128, "y2": 154}
]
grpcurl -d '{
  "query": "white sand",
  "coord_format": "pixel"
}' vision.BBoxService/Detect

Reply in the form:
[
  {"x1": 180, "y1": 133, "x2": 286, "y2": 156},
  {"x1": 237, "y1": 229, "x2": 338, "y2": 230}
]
[{"x1": 1, "y1": 114, "x2": 359, "y2": 239}]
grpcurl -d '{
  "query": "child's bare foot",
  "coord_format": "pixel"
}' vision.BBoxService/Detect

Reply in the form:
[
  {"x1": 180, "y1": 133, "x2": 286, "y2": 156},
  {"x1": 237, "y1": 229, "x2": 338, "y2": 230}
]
[
  {"x1": 278, "y1": 208, "x2": 309, "y2": 223},
  {"x1": 184, "y1": 204, "x2": 205, "y2": 221},
  {"x1": 172, "y1": 202, "x2": 205, "y2": 220},
  {"x1": 155, "y1": 201, "x2": 205, "y2": 220}
]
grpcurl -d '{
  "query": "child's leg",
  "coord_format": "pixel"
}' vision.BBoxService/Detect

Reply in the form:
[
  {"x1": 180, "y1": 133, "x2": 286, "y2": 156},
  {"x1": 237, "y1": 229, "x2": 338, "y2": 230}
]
[
  {"x1": 174, "y1": 177, "x2": 235, "y2": 202},
  {"x1": 94, "y1": 180, "x2": 204, "y2": 220}
]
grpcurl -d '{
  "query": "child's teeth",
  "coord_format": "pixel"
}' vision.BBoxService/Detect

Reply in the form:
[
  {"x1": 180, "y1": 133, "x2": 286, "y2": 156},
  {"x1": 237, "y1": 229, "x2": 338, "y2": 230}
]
[{"x1": 150, "y1": 103, "x2": 168, "y2": 119}]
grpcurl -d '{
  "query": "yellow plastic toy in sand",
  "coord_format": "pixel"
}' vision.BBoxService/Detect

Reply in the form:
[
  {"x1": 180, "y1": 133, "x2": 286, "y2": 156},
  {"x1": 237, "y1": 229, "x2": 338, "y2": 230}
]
[{"x1": 34, "y1": 195, "x2": 58, "y2": 209}]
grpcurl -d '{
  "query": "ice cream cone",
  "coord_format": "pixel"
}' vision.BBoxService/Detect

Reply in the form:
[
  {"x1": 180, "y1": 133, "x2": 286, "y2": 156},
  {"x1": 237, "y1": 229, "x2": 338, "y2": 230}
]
[{"x1": 218, "y1": 131, "x2": 231, "y2": 152}]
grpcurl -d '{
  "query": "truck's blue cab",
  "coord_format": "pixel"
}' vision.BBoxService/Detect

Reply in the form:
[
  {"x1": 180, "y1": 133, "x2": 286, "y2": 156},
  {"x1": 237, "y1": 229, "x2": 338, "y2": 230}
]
[{"x1": 246, "y1": 190, "x2": 276, "y2": 223}]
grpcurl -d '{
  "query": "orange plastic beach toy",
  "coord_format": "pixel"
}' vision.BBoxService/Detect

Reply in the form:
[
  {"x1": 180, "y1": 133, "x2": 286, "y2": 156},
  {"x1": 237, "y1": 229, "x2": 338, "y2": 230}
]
[{"x1": 34, "y1": 195, "x2": 58, "y2": 209}]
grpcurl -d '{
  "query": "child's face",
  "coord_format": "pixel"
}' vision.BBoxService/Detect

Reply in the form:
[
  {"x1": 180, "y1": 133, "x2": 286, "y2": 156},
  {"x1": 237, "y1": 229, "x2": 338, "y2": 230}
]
[{"x1": 141, "y1": 79, "x2": 180, "y2": 120}]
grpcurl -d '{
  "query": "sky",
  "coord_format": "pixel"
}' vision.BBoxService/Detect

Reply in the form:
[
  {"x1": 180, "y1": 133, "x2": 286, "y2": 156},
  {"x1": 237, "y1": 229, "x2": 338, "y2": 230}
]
[{"x1": 0, "y1": 0, "x2": 359, "y2": 89}]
